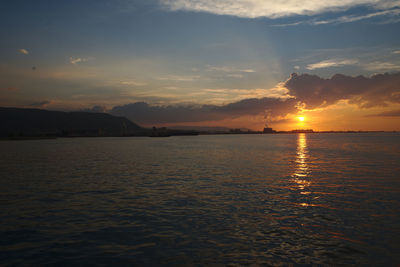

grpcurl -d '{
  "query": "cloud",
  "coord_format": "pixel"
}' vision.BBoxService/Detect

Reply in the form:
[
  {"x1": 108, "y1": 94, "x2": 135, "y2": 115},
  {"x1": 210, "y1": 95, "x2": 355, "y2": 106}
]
[
  {"x1": 70, "y1": 58, "x2": 83, "y2": 64},
  {"x1": 160, "y1": 0, "x2": 400, "y2": 19},
  {"x1": 306, "y1": 59, "x2": 358, "y2": 70},
  {"x1": 80, "y1": 105, "x2": 109, "y2": 113},
  {"x1": 106, "y1": 72, "x2": 400, "y2": 125},
  {"x1": 19, "y1": 49, "x2": 29, "y2": 55},
  {"x1": 156, "y1": 75, "x2": 200, "y2": 81},
  {"x1": 204, "y1": 65, "x2": 256, "y2": 80},
  {"x1": 366, "y1": 109, "x2": 400, "y2": 116},
  {"x1": 226, "y1": 74, "x2": 244, "y2": 78},
  {"x1": 202, "y1": 85, "x2": 291, "y2": 99},
  {"x1": 363, "y1": 61, "x2": 400, "y2": 71},
  {"x1": 242, "y1": 69, "x2": 256, "y2": 73},
  {"x1": 272, "y1": 8, "x2": 400, "y2": 26},
  {"x1": 272, "y1": 21, "x2": 304, "y2": 27},
  {"x1": 119, "y1": 80, "x2": 147, "y2": 86},
  {"x1": 207, "y1": 65, "x2": 256, "y2": 73},
  {"x1": 69, "y1": 57, "x2": 92, "y2": 65},
  {"x1": 28, "y1": 100, "x2": 52, "y2": 107},
  {"x1": 110, "y1": 97, "x2": 298, "y2": 124},
  {"x1": 284, "y1": 72, "x2": 400, "y2": 109},
  {"x1": 312, "y1": 8, "x2": 400, "y2": 24},
  {"x1": 205, "y1": 65, "x2": 256, "y2": 79}
]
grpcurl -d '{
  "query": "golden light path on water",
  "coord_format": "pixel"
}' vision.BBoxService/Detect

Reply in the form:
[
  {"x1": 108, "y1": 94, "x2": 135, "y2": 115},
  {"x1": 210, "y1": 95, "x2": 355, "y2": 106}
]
[{"x1": 292, "y1": 133, "x2": 312, "y2": 200}]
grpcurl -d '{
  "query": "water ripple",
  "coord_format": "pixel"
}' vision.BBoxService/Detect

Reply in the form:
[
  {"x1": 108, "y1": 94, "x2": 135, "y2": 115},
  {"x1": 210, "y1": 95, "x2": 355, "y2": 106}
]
[{"x1": 0, "y1": 133, "x2": 399, "y2": 265}]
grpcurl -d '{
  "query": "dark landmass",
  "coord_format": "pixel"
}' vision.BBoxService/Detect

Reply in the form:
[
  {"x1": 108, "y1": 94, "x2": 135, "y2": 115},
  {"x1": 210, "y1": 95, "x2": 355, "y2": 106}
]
[
  {"x1": 186, "y1": 128, "x2": 260, "y2": 135},
  {"x1": 0, "y1": 107, "x2": 146, "y2": 138},
  {"x1": 0, "y1": 107, "x2": 198, "y2": 139},
  {"x1": 149, "y1": 127, "x2": 198, "y2": 137}
]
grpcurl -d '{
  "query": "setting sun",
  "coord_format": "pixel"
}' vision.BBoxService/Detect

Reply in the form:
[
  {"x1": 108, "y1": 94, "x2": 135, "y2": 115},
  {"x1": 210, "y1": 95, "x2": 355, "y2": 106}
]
[{"x1": 298, "y1": 116, "x2": 305, "y2": 122}]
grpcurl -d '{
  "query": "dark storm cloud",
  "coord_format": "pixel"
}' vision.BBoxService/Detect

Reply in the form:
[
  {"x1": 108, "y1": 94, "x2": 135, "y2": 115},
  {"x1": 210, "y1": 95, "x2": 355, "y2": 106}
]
[
  {"x1": 110, "y1": 98, "x2": 298, "y2": 124},
  {"x1": 285, "y1": 72, "x2": 400, "y2": 109}
]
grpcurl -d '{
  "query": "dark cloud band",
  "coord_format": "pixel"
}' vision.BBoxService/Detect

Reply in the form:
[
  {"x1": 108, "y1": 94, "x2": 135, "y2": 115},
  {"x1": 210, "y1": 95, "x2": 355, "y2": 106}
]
[
  {"x1": 285, "y1": 72, "x2": 400, "y2": 109},
  {"x1": 110, "y1": 98, "x2": 298, "y2": 124}
]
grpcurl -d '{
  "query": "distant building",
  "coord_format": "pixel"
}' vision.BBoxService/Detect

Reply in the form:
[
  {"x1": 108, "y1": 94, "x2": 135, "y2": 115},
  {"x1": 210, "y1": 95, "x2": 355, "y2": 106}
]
[
  {"x1": 263, "y1": 127, "x2": 274, "y2": 133},
  {"x1": 263, "y1": 123, "x2": 276, "y2": 133},
  {"x1": 230, "y1": 128, "x2": 243, "y2": 133}
]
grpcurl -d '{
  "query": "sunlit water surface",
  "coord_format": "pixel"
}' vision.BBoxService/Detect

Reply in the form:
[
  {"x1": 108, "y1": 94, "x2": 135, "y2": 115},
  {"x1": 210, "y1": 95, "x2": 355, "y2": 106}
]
[{"x1": 1, "y1": 133, "x2": 399, "y2": 265}]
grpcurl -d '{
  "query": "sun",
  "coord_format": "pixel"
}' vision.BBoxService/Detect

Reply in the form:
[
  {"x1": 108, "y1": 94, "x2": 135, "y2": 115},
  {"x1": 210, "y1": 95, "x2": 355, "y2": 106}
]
[{"x1": 298, "y1": 116, "x2": 305, "y2": 122}]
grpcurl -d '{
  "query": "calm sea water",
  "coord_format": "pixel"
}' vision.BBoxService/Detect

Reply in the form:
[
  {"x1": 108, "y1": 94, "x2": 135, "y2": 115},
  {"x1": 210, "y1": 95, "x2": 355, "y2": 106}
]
[{"x1": 1, "y1": 133, "x2": 399, "y2": 266}]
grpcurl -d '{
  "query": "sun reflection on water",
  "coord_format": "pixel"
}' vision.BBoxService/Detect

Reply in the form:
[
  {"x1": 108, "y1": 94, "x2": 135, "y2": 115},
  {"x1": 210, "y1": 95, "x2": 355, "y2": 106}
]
[{"x1": 292, "y1": 133, "x2": 311, "y2": 194}]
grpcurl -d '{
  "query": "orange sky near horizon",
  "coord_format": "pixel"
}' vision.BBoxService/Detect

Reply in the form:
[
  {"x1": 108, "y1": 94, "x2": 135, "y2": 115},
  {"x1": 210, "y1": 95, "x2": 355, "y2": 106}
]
[{"x1": 154, "y1": 101, "x2": 400, "y2": 131}]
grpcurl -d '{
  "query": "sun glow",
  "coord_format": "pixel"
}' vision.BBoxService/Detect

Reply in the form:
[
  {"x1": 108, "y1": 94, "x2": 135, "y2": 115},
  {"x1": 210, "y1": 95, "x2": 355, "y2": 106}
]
[{"x1": 298, "y1": 116, "x2": 305, "y2": 122}]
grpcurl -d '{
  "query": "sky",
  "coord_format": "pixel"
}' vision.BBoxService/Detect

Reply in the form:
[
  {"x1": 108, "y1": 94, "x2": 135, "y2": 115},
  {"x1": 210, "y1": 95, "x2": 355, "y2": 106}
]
[{"x1": 1, "y1": 0, "x2": 400, "y2": 131}]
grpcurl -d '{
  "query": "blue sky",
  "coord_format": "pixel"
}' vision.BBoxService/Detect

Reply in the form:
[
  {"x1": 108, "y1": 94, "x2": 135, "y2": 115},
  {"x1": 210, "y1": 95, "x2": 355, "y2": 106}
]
[{"x1": 1, "y1": 0, "x2": 400, "y2": 130}]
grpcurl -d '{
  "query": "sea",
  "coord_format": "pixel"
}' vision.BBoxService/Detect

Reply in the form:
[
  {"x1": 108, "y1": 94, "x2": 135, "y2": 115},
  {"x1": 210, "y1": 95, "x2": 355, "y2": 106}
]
[{"x1": 1, "y1": 133, "x2": 399, "y2": 266}]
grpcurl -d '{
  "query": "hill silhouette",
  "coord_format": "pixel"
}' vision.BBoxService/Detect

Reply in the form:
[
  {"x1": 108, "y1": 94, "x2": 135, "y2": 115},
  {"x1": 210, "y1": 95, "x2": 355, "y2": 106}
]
[{"x1": 0, "y1": 107, "x2": 146, "y2": 138}]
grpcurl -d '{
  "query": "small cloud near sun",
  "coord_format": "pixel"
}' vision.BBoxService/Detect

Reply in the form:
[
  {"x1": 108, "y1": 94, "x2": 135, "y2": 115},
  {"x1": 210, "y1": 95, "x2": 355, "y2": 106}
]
[{"x1": 19, "y1": 49, "x2": 29, "y2": 55}]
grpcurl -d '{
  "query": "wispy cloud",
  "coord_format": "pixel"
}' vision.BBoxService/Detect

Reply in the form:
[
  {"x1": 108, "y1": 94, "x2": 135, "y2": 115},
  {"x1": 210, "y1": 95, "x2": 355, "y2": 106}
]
[
  {"x1": 306, "y1": 59, "x2": 358, "y2": 70},
  {"x1": 28, "y1": 100, "x2": 52, "y2": 107},
  {"x1": 272, "y1": 21, "x2": 304, "y2": 27},
  {"x1": 160, "y1": 0, "x2": 400, "y2": 19},
  {"x1": 206, "y1": 65, "x2": 256, "y2": 73},
  {"x1": 273, "y1": 8, "x2": 400, "y2": 26},
  {"x1": 119, "y1": 80, "x2": 147, "y2": 86},
  {"x1": 363, "y1": 61, "x2": 400, "y2": 71},
  {"x1": 202, "y1": 85, "x2": 290, "y2": 99},
  {"x1": 19, "y1": 49, "x2": 29, "y2": 55},
  {"x1": 313, "y1": 8, "x2": 400, "y2": 25},
  {"x1": 69, "y1": 57, "x2": 93, "y2": 65},
  {"x1": 226, "y1": 74, "x2": 244, "y2": 78},
  {"x1": 157, "y1": 75, "x2": 200, "y2": 81}
]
